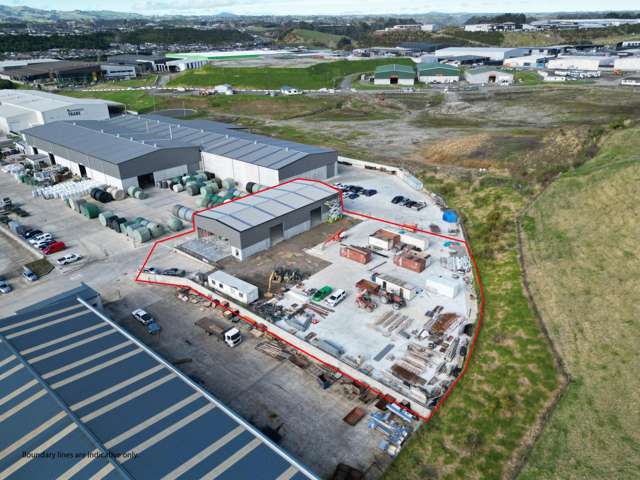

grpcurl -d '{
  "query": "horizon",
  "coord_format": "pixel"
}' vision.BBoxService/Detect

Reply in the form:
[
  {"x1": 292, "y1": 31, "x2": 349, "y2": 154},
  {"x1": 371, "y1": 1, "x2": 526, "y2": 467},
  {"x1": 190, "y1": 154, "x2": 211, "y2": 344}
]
[{"x1": 1, "y1": 1, "x2": 639, "y2": 17}]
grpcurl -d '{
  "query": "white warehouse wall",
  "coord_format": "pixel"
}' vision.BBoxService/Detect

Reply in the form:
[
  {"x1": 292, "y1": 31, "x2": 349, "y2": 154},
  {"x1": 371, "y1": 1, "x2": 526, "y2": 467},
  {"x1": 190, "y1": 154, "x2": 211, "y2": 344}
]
[{"x1": 41, "y1": 103, "x2": 110, "y2": 123}]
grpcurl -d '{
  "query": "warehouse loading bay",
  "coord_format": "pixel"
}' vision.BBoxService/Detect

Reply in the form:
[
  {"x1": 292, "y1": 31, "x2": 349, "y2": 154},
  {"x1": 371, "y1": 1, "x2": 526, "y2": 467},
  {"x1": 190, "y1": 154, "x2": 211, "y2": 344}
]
[{"x1": 0, "y1": 161, "x2": 478, "y2": 478}]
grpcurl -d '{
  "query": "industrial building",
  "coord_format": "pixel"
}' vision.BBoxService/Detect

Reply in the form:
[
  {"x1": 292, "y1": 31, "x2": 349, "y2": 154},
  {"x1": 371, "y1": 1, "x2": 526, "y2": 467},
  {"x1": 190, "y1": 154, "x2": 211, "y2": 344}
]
[
  {"x1": 434, "y1": 47, "x2": 529, "y2": 62},
  {"x1": 0, "y1": 285, "x2": 316, "y2": 479},
  {"x1": 21, "y1": 121, "x2": 202, "y2": 190},
  {"x1": 614, "y1": 56, "x2": 640, "y2": 72},
  {"x1": 20, "y1": 114, "x2": 338, "y2": 189},
  {"x1": 106, "y1": 54, "x2": 170, "y2": 74},
  {"x1": 373, "y1": 64, "x2": 416, "y2": 85},
  {"x1": 464, "y1": 67, "x2": 514, "y2": 85},
  {"x1": 0, "y1": 90, "x2": 117, "y2": 135},
  {"x1": 417, "y1": 63, "x2": 460, "y2": 83},
  {"x1": 194, "y1": 180, "x2": 340, "y2": 260},
  {"x1": 100, "y1": 64, "x2": 137, "y2": 80},
  {"x1": 0, "y1": 60, "x2": 101, "y2": 85},
  {"x1": 166, "y1": 49, "x2": 293, "y2": 62},
  {"x1": 503, "y1": 56, "x2": 548, "y2": 68},
  {"x1": 621, "y1": 76, "x2": 640, "y2": 86},
  {"x1": 547, "y1": 55, "x2": 615, "y2": 71}
]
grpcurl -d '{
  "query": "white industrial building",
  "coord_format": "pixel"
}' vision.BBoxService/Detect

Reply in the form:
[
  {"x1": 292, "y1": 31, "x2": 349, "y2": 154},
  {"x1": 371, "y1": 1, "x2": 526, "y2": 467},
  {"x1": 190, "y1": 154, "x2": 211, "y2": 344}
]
[
  {"x1": 100, "y1": 64, "x2": 137, "y2": 80},
  {"x1": 425, "y1": 276, "x2": 461, "y2": 299},
  {"x1": 614, "y1": 56, "x2": 640, "y2": 72},
  {"x1": 621, "y1": 76, "x2": 640, "y2": 86},
  {"x1": 547, "y1": 56, "x2": 615, "y2": 71},
  {"x1": 503, "y1": 56, "x2": 547, "y2": 68},
  {"x1": 464, "y1": 67, "x2": 514, "y2": 85},
  {"x1": 0, "y1": 90, "x2": 116, "y2": 135},
  {"x1": 434, "y1": 47, "x2": 528, "y2": 62}
]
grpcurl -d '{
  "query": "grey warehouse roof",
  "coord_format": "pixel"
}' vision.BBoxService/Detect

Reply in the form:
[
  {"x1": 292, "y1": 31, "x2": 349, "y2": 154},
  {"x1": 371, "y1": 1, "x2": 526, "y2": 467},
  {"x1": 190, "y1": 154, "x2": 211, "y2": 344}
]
[
  {"x1": 0, "y1": 285, "x2": 315, "y2": 480},
  {"x1": 197, "y1": 180, "x2": 338, "y2": 232},
  {"x1": 22, "y1": 121, "x2": 195, "y2": 165}
]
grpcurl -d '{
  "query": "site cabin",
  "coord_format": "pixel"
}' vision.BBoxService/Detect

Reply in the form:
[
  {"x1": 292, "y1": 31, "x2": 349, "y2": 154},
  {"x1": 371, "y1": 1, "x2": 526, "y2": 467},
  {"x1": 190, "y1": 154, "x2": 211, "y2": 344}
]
[
  {"x1": 207, "y1": 270, "x2": 259, "y2": 305},
  {"x1": 425, "y1": 275, "x2": 462, "y2": 299},
  {"x1": 374, "y1": 273, "x2": 417, "y2": 300},
  {"x1": 368, "y1": 229, "x2": 401, "y2": 250}
]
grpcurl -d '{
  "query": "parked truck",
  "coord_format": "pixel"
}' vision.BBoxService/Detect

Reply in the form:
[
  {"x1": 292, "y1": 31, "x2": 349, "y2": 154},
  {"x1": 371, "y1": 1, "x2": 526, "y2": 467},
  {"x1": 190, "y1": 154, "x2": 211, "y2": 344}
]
[{"x1": 195, "y1": 317, "x2": 242, "y2": 348}]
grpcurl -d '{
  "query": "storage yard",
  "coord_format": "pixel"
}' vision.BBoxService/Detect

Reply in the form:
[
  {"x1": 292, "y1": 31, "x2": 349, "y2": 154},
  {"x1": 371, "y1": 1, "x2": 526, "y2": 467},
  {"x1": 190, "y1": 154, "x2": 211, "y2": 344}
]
[{"x1": 1, "y1": 128, "x2": 470, "y2": 476}]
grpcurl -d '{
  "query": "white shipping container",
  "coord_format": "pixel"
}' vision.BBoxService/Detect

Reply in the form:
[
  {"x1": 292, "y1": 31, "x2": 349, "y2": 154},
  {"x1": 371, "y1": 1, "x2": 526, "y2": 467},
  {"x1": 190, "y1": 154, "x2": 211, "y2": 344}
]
[
  {"x1": 425, "y1": 276, "x2": 461, "y2": 299},
  {"x1": 399, "y1": 231, "x2": 429, "y2": 251},
  {"x1": 208, "y1": 270, "x2": 259, "y2": 304}
]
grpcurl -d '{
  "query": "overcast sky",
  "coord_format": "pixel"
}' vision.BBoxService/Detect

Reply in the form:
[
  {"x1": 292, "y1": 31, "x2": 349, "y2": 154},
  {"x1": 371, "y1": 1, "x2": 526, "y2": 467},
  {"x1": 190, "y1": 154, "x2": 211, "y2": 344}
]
[{"x1": 2, "y1": 0, "x2": 639, "y2": 16}]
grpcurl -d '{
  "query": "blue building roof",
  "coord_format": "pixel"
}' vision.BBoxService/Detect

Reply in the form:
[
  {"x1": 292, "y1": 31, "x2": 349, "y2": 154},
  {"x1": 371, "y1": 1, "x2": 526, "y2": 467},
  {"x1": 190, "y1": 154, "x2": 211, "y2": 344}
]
[{"x1": 0, "y1": 285, "x2": 316, "y2": 480}]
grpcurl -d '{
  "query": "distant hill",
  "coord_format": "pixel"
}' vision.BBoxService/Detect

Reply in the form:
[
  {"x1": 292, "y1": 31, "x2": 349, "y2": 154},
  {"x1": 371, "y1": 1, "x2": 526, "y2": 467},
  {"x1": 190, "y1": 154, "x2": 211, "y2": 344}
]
[
  {"x1": 281, "y1": 29, "x2": 351, "y2": 49},
  {"x1": 0, "y1": 5, "x2": 144, "y2": 22}
]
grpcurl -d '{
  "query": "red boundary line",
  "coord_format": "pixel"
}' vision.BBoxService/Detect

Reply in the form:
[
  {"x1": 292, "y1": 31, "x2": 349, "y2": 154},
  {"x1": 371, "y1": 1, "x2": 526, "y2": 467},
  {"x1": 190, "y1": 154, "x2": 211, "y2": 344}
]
[{"x1": 134, "y1": 178, "x2": 485, "y2": 422}]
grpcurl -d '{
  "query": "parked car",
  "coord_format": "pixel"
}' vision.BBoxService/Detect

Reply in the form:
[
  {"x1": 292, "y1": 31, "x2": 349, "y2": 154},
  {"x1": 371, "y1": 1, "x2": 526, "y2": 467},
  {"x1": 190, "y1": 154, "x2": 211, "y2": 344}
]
[
  {"x1": 0, "y1": 276, "x2": 12, "y2": 294},
  {"x1": 34, "y1": 239, "x2": 55, "y2": 249},
  {"x1": 363, "y1": 189, "x2": 378, "y2": 197},
  {"x1": 405, "y1": 200, "x2": 418, "y2": 209},
  {"x1": 400, "y1": 198, "x2": 412, "y2": 206},
  {"x1": 22, "y1": 267, "x2": 38, "y2": 282},
  {"x1": 29, "y1": 232, "x2": 53, "y2": 244},
  {"x1": 56, "y1": 253, "x2": 82, "y2": 266},
  {"x1": 42, "y1": 241, "x2": 66, "y2": 255},
  {"x1": 23, "y1": 229, "x2": 42, "y2": 239},
  {"x1": 349, "y1": 185, "x2": 364, "y2": 194},
  {"x1": 347, "y1": 192, "x2": 359, "y2": 200},
  {"x1": 325, "y1": 289, "x2": 347, "y2": 307},
  {"x1": 147, "y1": 322, "x2": 162, "y2": 334},
  {"x1": 312, "y1": 286, "x2": 333, "y2": 302},
  {"x1": 161, "y1": 268, "x2": 186, "y2": 277},
  {"x1": 143, "y1": 267, "x2": 160, "y2": 274},
  {"x1": 132, "y1": 308, "x2": 154, "y2": 325},
  {"x1": 391, "y1": 195, "x2": 405, "y2": 204}
]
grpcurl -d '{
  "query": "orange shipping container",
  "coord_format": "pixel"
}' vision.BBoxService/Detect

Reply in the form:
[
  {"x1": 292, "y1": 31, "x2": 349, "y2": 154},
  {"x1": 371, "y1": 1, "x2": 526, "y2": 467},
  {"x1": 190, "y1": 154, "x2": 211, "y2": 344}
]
[
  {"x1": 393, "y1": 251, "x2": 427, "y2": 272},
  {"x1": 340, "y1": 245, "x2": 372, "y2": 264}
]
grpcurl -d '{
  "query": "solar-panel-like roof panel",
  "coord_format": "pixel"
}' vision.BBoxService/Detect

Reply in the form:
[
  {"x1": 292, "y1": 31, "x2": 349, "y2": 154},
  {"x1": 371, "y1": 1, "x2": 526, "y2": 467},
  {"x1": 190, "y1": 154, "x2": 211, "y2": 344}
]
[{"x1": 0, "y1": 286, "x2": 316, "y2": 480}]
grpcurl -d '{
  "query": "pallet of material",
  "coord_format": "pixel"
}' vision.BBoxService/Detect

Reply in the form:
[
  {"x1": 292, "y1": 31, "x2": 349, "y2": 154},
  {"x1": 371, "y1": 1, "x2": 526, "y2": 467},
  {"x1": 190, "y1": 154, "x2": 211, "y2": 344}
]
[
  {"x1": 343, "y1": 407, "x2": 367, "y2": 426},
  {"x1": 391, "y1": 364, "x2": 426, "y2": 385},
  {"x1": 431, "y1": 312, "x2": 461, "y2": 334},
  {"x1": 256, "y1": 341, "x2": 289, "y2": 360}
]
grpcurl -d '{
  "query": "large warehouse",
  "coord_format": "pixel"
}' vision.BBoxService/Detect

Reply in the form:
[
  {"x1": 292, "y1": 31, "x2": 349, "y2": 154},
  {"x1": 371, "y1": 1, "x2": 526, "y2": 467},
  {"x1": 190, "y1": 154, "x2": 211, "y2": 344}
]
[
  {"x1": 373, "y1": 64, "x2": 416, "y2": 85},
  {"x1": 417, "y1": 63, "x2": 460, "y2": 83},
  {"x1": 0, "y1": 60, "x2": 101, "y2": 85},
  {"x1": 0, "y1": 285, "x2": 316, "y2": 479},
  {"x1": 614, "y1": 56, "x2": 640, "y2": 72},
  {"x1": 0, "y1": 90, "x2": 116, "y2": 135},
  {"x1": 434, "y1": 47, "x2": 529, "y2": 62},
  {"x1": 20, "y1": 114, "x2": 338, "y2": 189},
  {"x1": 464, "y1": 67, "x2": 514, "y2": 85},
  {"x1": 547, "y1": 55, "x2": 614, "y2": 71},
  {"x1": 195, "y1": 180, "x2": 339, "y2": 260},
  {"x1": 22, "y1": 121, "x2": 201, "y2": 189}
]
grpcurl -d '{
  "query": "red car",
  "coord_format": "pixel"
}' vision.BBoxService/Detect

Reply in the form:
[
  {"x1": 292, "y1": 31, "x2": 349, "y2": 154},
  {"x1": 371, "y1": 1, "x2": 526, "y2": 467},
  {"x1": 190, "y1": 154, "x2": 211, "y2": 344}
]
[{"x1": 42, "y1": 241, "x2": 66, "y2": 255}]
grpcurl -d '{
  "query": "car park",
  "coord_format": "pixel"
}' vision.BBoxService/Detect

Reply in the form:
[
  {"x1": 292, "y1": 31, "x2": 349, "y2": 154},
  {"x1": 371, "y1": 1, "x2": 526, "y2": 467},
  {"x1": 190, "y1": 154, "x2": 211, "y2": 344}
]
[
  {"x1": 0, "y1": 277, "x2": 12, "y2": 294},
  {"x1": 42, "y1": 241, "x2": 66, "y2": 255},
  {"x1": 132, "y1": 308, "x2": 154, "y2": 325},
  {"x1": 56, "y1": 253, "x2": 82, "y2": 265},
  {"x1": 22, "y1": 267, "x2": 38, "y2": 282}
]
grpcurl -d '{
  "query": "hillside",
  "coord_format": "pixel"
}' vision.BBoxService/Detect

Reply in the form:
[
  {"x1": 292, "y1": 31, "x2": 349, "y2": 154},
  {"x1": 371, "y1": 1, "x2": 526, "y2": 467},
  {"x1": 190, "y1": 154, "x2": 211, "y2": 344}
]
[
  {"x1": 166, "y1": 58, "x2": 416, "y2": 90},
  {"x1": 520, "y1": 126, "x2": 640, "y2": 479},
  {"x1": 281, "y1": 29, "x2": 351, "y2": 49}
]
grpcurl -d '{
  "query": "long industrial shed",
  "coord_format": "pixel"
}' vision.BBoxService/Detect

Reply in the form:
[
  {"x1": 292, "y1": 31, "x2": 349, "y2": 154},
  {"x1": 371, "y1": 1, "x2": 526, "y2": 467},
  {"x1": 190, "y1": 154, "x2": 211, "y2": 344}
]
[{"x1": 0, "y1": 285, "x2": 316, "y2": 480}]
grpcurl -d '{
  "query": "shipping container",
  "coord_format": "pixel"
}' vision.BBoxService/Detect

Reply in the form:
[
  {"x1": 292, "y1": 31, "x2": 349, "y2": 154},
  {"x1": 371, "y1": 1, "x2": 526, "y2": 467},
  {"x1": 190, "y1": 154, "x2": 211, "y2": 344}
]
[
  {"x1": 368, "y1": 229, "x2": 400, "y2": 250},
  {"x1": 340, "y1": 245, "x2": 372, "y2": 264}
]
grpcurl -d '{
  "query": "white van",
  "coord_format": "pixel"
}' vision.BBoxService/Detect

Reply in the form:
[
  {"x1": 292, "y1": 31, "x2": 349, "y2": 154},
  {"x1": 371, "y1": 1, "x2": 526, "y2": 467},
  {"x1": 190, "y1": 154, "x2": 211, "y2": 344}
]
[{"x1": 325, "y1": 289, "x2": 347, "y2": 307}]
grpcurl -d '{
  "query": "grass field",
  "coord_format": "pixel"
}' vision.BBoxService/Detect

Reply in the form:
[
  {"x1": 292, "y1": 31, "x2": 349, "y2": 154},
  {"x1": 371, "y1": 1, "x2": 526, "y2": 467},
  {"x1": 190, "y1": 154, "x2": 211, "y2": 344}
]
[
  {"x1": 87, "y1": 75, "x2": 158, "y2": 89},
  {"x1": 519, "y1": 127, "x2": 640, "y2": 480},
  {"x1": 166, "y1": 58, "x2": 416, "y2": 90},
  {"x1": 281, "y1": 29, "x2": 349, "y2": 48}
]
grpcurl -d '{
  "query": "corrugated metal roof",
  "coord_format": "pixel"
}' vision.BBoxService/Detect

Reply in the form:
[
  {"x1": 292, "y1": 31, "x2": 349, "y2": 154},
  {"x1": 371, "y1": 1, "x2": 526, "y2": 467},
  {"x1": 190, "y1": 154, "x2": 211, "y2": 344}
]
[
  {"x1": 0, "y1": 286, "x2": 316, "y2": 480},
  {"x1": 374, "y1": 64, "x2": 416, "y2": 74},
  {"x1": 76, "y1": 115, "x2": 334, "y2": 169},
  {"x1": 197, "y1": 180, "x2": 338, "y2": 232},
  {"x1": 417, "y1": 64, "x2": 460, "y2": 74}
]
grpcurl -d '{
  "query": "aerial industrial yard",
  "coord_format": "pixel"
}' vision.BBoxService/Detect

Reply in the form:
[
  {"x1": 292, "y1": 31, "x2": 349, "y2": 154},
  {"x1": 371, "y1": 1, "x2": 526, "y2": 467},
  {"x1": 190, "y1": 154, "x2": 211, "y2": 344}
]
[{"x1": 1, "y1": 8, "x2": 639, "y2": 478}]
